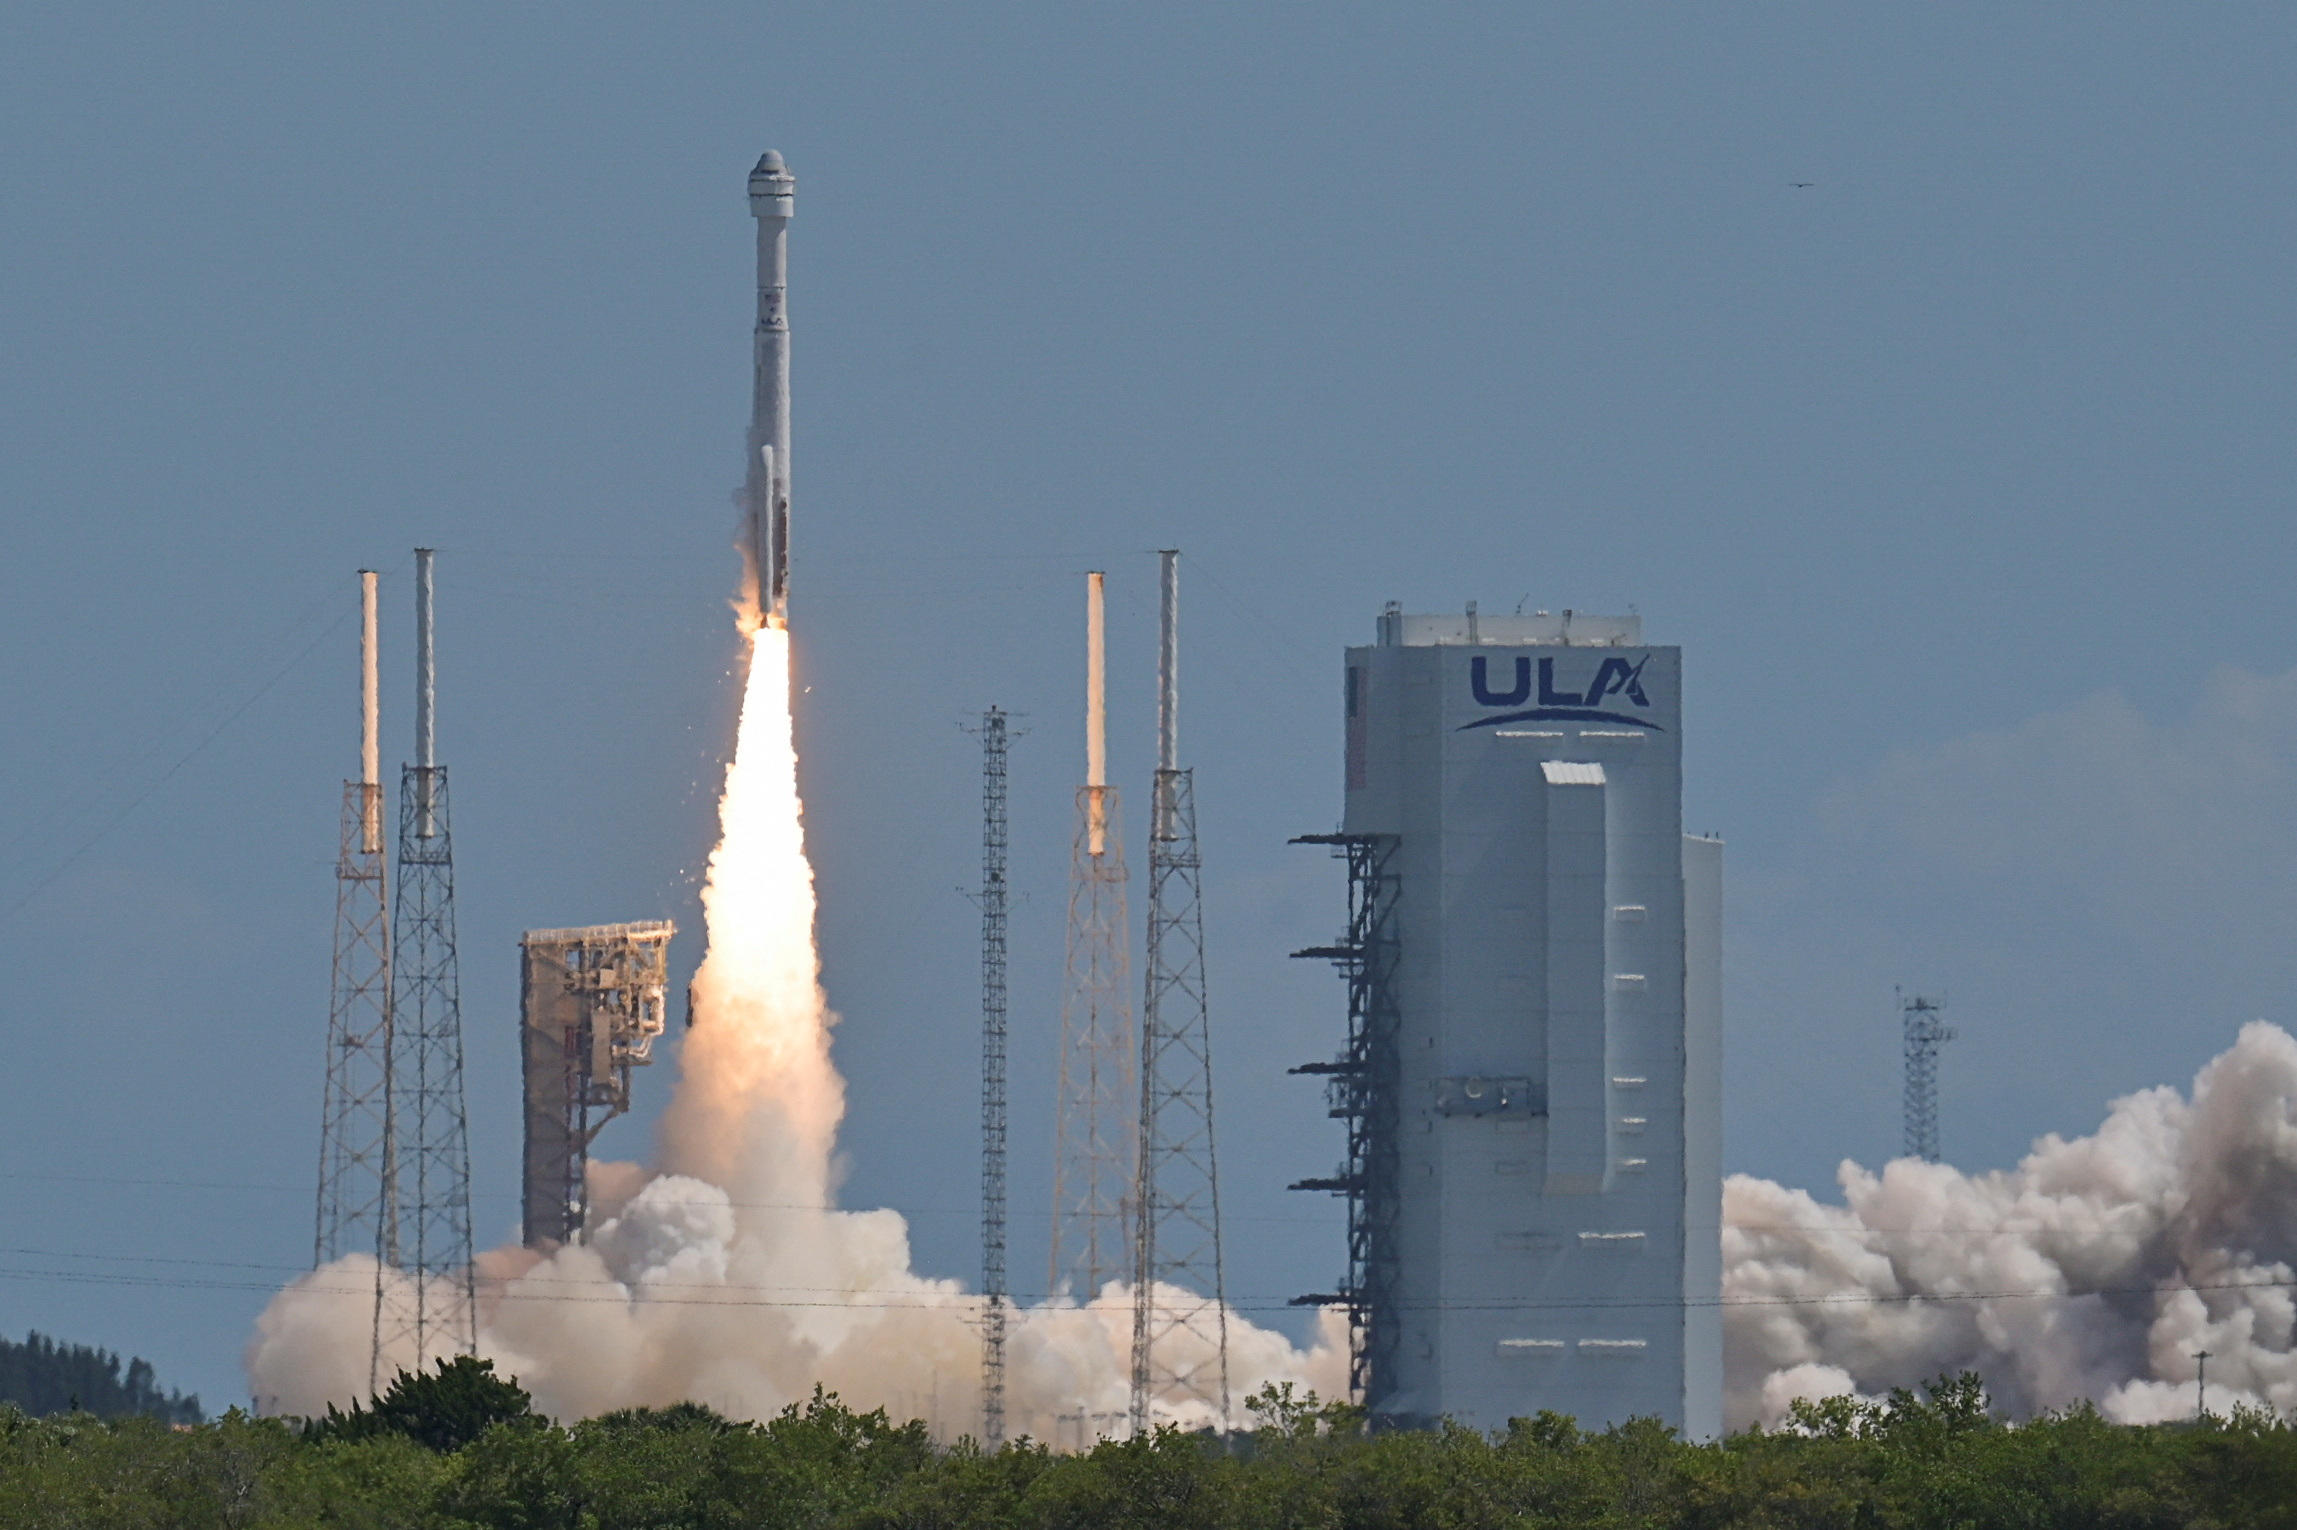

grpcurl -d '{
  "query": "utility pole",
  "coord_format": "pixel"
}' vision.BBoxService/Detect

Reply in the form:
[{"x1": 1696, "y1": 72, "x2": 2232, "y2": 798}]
[
  {"x1": 977, "y1": 707, "x2": 1010, "y2": 1448},
  {"x1": 1901, "y1": 992, "x2": 1955, "y2": 1163},
  {"x1": 1129, "y1": 550, "x2": 1230, "y2": 1435},
  {"x1": 2195, "y1": 1349, "x2": 2211, "y2": 1422}
]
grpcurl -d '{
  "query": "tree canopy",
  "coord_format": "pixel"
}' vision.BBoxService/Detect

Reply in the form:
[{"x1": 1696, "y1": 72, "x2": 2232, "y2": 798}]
[
  {"x1": 0, "y1": 1329, "x2": 201, "y2": 1424},
  {"x1": 5, "y1": 1370, "x2": 2297, "y2": 1528},
  {"x1": 310, "y1": 1354, "x2": 539, "y2": 1452}
]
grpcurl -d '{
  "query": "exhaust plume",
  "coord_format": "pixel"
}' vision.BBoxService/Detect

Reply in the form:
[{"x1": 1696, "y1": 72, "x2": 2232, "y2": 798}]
[
  {"x1": 1726, "y1": 1019, "x2": 2297, "y2": 1428},
  {"x1": 252, "y1": 625, "x2": 1343, "y2": 1435},
  {"x1": 268, "y1": 614, "x2": 2297, "y2": 1434}
]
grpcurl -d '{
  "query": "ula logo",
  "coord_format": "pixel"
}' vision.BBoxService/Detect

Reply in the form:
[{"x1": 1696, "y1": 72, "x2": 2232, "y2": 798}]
[{"x1": 1460, "y1": 654, "x2": 1662, "y2": 731}]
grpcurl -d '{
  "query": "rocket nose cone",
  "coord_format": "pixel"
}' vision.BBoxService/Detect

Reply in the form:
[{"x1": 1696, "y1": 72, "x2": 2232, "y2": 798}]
[{"x1": 749, "y1": 149, "x2": 794, "y2": 212}]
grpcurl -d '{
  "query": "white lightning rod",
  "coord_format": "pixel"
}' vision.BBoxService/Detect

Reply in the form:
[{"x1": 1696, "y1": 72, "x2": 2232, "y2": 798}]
[
  {"x1": 359, "y1": 569, "x2": 381, "y2": 853},
  {"x1": 1086, "y1": 570, "x2": 1108, "y2": 854}
]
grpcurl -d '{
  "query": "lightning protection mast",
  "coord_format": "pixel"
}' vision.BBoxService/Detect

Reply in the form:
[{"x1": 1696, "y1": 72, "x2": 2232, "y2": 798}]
[
  {"x1": 978, "y1": 707, "x2": 1011, "y2": 1449},
  {"x1": 1901, "y1": 991, "x2": 1955, "y2": 1163},
  {"x1": 1130, "y1": 549, "x2": 1230, "y2": 1436},
  {"x1": 1051, "y1": 572, "x2": 1134, "y2": 1313},
  {"x1": 377, "y1": 548, "x2": 479, "y2": 1378},
  {"x1": 315, "y1": 572, "x2": 396, "y2": 1385}
]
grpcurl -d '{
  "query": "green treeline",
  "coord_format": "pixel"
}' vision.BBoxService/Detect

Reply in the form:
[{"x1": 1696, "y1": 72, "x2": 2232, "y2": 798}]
[
  {"x1": 6, "y1": 1358, "x2": 2297, "y2": 1528},
  {"x1": 0, "y1": 1330, "x2": 201, "y2": 1425}
]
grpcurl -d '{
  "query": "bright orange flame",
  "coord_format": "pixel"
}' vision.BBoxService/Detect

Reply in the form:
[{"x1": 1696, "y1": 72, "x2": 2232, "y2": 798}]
[
  {"x1": 659, "y1": 624, "x2": 843, "y2": 1205},
  {"x1": 247, "y1": 613, "x2": 1346, "y2": 1433}
]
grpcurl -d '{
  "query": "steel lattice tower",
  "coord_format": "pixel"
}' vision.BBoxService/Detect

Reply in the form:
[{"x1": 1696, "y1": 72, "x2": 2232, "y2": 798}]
[
  {"x1": 1901, "y1": 991, "x2": 1955, "y2": 1163},
  {"x1": 377, "y1": 549, "x2": 478, "y2": 1379},
  {"x1": 315, "y1": 573, "x2": 395, "y2": 1369},
  {"x1": 1051, "y1": 572, "x2": 1133, "y2": 1307},
  {"x1": 1130, "y1": 550, "x2": 1230, "y2": 1435},
  {"x1": 976, "y1": 707, "x2": 1011, "y2": 1448}
]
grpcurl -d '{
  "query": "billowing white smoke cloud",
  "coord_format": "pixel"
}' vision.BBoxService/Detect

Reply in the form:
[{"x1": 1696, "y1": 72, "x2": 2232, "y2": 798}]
[
  {"x1": 250, "y1": 627, "x2": 1343, "y2": 1435},
  {"x1": 1727, "y1": 1019, "x2": 2297, "y2": 1428},
  {"x1": 255, "y1": 617, "x2": 2297, "y2": 1436}
]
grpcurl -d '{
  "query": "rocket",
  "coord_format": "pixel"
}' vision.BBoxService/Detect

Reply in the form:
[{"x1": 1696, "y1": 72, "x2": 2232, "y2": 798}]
[{"x1": 746, "y1": 149, "x2": 795, "y2": 623}]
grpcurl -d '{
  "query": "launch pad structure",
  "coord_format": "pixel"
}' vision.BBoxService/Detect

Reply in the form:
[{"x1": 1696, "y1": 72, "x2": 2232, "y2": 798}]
[
  {"x1": 519, "y1": 921, "x2": 675, "y2": 1247},
  {"x1": 1129, "y1": 550, "x2": 1231, "y2": 1434},
  {"x1": 1292, "y1": 606, "x2": 1723, "y2": 1435},
  {"x1": 1287, "y1": 832, "x2": 1403, "y2": 1406},
  {"x1": 314, "y1": 556, "x2": 480, "y2": 1388},
  {"x1": 1050, "y1": 572, "x2": 1134, "y2": 1303},
  {"x1": 316, "y1": 572, "x2": 393, "y2": 1284},
  {"x1": 379, "y1": 549, "x2": 478, "y2": 1369}
]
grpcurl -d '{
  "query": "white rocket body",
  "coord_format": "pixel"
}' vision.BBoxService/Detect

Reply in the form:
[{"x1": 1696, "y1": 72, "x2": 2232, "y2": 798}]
[{"x1": 746, "y1": 151, "x2": 795, "y2": 622}]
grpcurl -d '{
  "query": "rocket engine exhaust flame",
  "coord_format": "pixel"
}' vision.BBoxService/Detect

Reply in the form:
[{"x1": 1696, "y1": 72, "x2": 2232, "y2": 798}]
[
  {"x1": 251, "y1": 624, "x2": 1346, "y2": 1433},
  {"x1": 249, "y1": 148, "x2": 1341, "y2": 1433},
  {"x1": 257, "y1": 613, "x2": 2297, "y2": 1432},
  {"x1": 247, "y1": 145, "x2": 2297, "y2": 1435},
  {"x1": 249, "y1": 147, "x2": 1344, "y2": 1434}
]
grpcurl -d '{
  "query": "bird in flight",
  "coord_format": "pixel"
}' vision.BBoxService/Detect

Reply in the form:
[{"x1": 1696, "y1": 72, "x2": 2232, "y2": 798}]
[{"x1": 1790, "y1": 181, "x2": 1815, "y2": 188}]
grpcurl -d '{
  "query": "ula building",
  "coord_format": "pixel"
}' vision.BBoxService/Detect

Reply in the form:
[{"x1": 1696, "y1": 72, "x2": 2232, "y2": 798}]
[{"x1": 1295, "y1": 607, "x2": 1720, "y2": 1435}]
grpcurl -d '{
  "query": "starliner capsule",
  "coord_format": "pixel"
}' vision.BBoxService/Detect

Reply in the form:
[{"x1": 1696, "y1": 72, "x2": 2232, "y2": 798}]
[{"x1": 746, "y1": 149, "x2": 795, "y2": 623}]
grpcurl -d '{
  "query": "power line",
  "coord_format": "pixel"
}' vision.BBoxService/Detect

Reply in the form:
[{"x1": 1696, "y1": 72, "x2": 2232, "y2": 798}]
[
  {"x1": 0, "y1": 1169, "x2": 1351, "y2": 1226},
  {"x1": 0, "y1": 1250, "x2": 2290, "y2": 1317},
  {"x1": 5, "y1": 1167, "x2": 2187, "y2": 1243},
  {"x1": 0, "y1": 585, "x2": 360, "y2": 924}
]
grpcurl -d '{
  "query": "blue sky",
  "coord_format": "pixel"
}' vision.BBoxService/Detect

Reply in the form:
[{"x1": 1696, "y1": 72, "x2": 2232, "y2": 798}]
[{"x1": 5, "y1": 4, "x2": 2296, "y2": 1411}]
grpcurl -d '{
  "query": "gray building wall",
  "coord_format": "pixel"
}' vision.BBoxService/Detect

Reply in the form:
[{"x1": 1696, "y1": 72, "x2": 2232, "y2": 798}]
[{"x1": 1340, "y1": 611, "x2": 1721, "y2": 1434}]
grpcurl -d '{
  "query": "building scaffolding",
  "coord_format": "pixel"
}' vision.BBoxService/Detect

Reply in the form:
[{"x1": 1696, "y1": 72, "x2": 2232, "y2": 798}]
[
  {"x1": 519, "y1": 921, "x2": 675, "y2": 1246},
  {"x1": 1287, "y1": 832, "x2": 1402, "y2": 1407}
]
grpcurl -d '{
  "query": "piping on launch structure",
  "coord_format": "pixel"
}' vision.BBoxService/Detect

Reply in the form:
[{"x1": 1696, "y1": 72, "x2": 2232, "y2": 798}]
[{"x1": 746, "y1": 150, "x2": 795, "y2": 626}]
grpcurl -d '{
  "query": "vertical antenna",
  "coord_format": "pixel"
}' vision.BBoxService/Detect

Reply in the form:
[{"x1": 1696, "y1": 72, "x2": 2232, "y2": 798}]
[
  {"x1": 1131, "y1": 550, "x2": 1230, "y2": 1435},
  {"x1": 378, "y1": 549, "x2": 478, "y2": 1379},
  {"x1": 1052, "y1": 574, "x2": 1134, "y2": 1328},
  {"x1": 978, "y1": 708, "x2": 1010, "y2": 1449},
  {"x1": 316, "y1": 570, "x2": 395, "y2": 1386},
  {"x1": 1901, "y1": 991, "x2": 1955, "y2": 1163}
]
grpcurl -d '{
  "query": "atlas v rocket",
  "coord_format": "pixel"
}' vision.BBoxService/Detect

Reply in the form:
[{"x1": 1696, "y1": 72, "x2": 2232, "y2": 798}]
[{"x1": 746, "y1": 150, "x2": 795, "y2": 623}]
